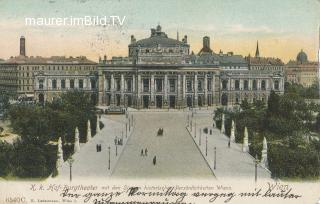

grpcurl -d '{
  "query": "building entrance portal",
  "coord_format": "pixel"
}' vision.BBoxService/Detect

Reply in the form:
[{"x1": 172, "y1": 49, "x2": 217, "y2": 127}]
[
  {"x1": 169, "y1": 96, "x2": 175, "y2": 108},
  {"x1": 143, "y1": 95, "x2": 149, "y2": 109},
  {"x1": 156, "y1": 95, "x2": 162, "y2": 108}
]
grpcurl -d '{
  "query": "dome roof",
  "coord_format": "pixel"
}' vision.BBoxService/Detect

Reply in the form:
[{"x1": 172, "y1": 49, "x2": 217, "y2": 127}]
[
  {"x1": 132, "y1": 36, "x2": 187, "y2": 47},
  {"x1": 296, "y1": 49, "x2": 308, "y2": 63}
]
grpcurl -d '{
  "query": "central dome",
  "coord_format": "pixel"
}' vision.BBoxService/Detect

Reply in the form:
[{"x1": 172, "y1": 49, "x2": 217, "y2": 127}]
[{"x1": 296, "y1": 49, "x2": 308, "y2": 63}]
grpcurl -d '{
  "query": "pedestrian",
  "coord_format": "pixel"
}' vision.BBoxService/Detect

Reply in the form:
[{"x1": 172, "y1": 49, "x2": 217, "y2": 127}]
[
  {"x1": 141, "y1": 149, "x2": 144, "y2": 156},
  {"x1": 228, "y1": 140, "x2": 230, "y2": 148},
  {"x1": 145, "y1": 148, "x2": 148, "y2": 156},
  {"x1": 153, "y1": 156, "x2": 156, "y2": 165}
]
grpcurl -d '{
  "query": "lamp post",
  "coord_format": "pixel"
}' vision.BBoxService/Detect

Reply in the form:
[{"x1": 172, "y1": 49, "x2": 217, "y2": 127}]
[
  {"x1": 108, "y1": 146, "x2": 111, "y2": 170},
  {"x1": 126, "y1": 123, "x2": 128, "y2": 138},
  {"x1": 255, "y1": 154, "x2": 259, "y2": 183},
  {"x1": 129, "y1": 118, "x2": 131, "y2": 132},
  {"x1": 206, "y1": 135, "x2": 208, "y2": 156},
  {"x1": 121, "y1": 130, "x2": 124, "y2": 143},
  {"x1": 67, "y1": 157, "x2": 74, "y2": 182},
  {"x1": 115, "y1": 136, "x2": 118, "y2": 156},
  {"x1": 199, "y1": 128, "x2": 202, "y2": 146},
  {"x1": 194, "y1": 122, "x2": 197, "y2": 138},
  {"x1": 214, "y1": 147, "x2": 217, "y2": 170}
]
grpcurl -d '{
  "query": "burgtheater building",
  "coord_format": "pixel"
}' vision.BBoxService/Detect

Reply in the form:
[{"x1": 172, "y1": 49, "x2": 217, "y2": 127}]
[{"x1": 98, "y1": 25, "x2": 284, "y2": 108}]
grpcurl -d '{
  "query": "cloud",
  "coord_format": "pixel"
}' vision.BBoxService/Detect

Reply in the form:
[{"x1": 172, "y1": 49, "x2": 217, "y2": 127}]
[{"x1": 226, "y1": 24, "x2": 274, "y2": 33}]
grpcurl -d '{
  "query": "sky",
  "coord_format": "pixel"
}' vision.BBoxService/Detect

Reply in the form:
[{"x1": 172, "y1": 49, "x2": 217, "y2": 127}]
[{"x1": 0, "y1": 0, "x2": 319, "y2": 62}]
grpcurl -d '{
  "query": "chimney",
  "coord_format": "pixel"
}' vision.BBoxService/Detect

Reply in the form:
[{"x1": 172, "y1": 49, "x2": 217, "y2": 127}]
[
  {"x1": 20, "y1": 36, "x2": 26, "y2": 56},
  {"x1": 184, "y1": 35, "x2": 188, "y2": 44}
]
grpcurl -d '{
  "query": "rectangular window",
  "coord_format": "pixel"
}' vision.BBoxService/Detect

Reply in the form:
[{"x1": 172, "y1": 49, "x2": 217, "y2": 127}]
[
  {"x1": 61, "y1": 79, "x2": 66, "y2": 89},
  {"x1": 156, "y1": 79, "x2": 162, "y2": 92},
  {"x1": 52, "y1": 79, "x2": 57, "y2": 89},
  {"x1": 39, "y1": 79, "x2": 44, "y2": 90},
  {"x1": 187, "y1": 80, "x2": 192, "y2": 92},
  {"x1": 79, "y1": 79, "x2": 83, "y2": 89},
  {"x1": 198, "y1": 80, "x2": 203, "y2": 92},
  {"x1": 143, "y1": 79, "x2": 149, "y2": 92},
  {"x1": 207, "y1": 79, "x2": 212, "y2": 91},
  {"x1": 126, "y1": 79, "x2": 132, "y2": 92},
  {"x1": 235, "y1": 80, "x2": 240, "y2": 90},
  {"x1": 116, "y1": 79, "x2": 121, "y2": 91},
  {"x1": 70, "y1": 79, "x2": 75, "y2": 89},
  {"x1": 169, "y1": 79, "x2": 175, "y2": 92},
  {"x1": 244, "y1": 80, "x2": 248, "y2": 90}
]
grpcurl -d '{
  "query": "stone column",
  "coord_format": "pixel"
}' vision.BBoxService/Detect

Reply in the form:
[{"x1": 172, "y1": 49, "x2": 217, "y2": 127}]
[
  {"x1": 110, "y1": 74, "x2": 115, "y2": 105},
  {"x1": 182, "y1": 74, "x2": 186, "y2": 107},
  {"x1": 132, "y1": 74, "x2": 135, "y2": 106},
  {"x1": 164, "y1": 74, "x2": 168, "y2": 108},
  {"x1": 194, "y1": 73, "x2": 198, "y2": 108},
  {"x1": 150, "y1": 74, "x2": 155, "y2": 108},
  {"x1": 204, "y1": 73, "x2": 208, "y2": 106},
  {"x1": 120, "y1": 74, "x2": 124, "y2": 106},
  {"x1": 98, "y1": 72, "x2": 105, "y2": 105},
  {"x1": 212, "y1": 74, "x2": 215, "y2": 105},
  {"x1": 137, "y1": 74, "x2": 141, "y2": 109},
  {"x1": 177, "y1": 74, "x2": 181, "y2": 108}
]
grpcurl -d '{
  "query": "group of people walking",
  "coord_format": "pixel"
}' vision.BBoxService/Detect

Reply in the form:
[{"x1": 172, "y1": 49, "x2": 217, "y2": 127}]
[{"x1": 140, "y1": 148, "x2": 157, "y2": 165}]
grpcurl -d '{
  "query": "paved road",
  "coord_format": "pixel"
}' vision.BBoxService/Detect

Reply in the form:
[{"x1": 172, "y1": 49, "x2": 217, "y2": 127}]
[{"x1": 112, "y1": 112, "x2": 214, "y2": 178}]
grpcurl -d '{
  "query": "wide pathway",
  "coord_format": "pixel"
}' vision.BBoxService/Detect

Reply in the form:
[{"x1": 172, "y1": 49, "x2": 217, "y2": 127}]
[
  {"x1": 54, "y1": 113, "x2": 133, "y2": 180},
  {"x1": 188, "y1": 110, "x2": 272, "y2": 180},
  {"x1": 112, "y1": 112, "x2": 214, "y2": 178}
]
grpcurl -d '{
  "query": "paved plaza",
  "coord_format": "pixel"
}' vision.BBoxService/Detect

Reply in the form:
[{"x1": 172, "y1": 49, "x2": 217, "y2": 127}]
[
  {"x1": 54, "y1": 109, "x2": 272, "y2": 180},
  {"x1": 112, "y1": 111, "x2": 214, "y2": 178}
]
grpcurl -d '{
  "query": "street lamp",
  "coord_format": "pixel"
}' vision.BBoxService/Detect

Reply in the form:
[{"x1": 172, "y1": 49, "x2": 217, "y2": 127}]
[
  {"x1": 206, "y1": 135, "x2": 208, "y2": 156},
  {"x1": 199, "y1": 128, "x2": 202, "y2": 146},
  {"x1": 214, "y1": 147, "x2": 217, "y2": 170},
  {"x1": 108, "y1": 146, "x2": 111, "y2": 170},
  {"x1": 254, "y1": 154, "x2": 259, "y2": 183},
  {"x1": 67, "y1": 157, "x2": 74, "y2": 182},
  {"x1": 115, "y1": 136, "x2": 118, "y2": 156},
  {"x1": 129, "y1": 118, "x2": 131, "y2": 132},
  {"x1": 126, "y1": 123, "x2": 128, "y2": 138},
  {"x1": 121, "y1": 130, "x2": 124, "y2": 143}
]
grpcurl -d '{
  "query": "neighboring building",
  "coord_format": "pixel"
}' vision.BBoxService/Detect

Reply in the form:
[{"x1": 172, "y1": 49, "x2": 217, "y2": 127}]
[
  {"x1": 32, "y1": 56, "x2": 98, "y2": 103},
  {"x1": 0, "y1": 36, "x2": 98, "y2": 103},
  {"x1": 98, "y1": 25, "x2": 285, "y2": 108},
  {"x1": 285, "y1": 50, "x2": 318, "y2": 87}
]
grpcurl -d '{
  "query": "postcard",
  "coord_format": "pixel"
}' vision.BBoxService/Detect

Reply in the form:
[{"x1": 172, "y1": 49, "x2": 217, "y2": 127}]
[{"x1": 0, "y1": 0, "x2": 320, "y2": 203}]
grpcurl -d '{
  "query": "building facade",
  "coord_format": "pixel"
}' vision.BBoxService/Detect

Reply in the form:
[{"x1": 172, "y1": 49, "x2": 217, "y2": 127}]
[
  {"x1": 98, "y1": 25, "x2": 285, "y2": 108},
  {"x1": 285, "y1": 50, "x2": 318, "y2": 87},
  {"x1": 0, "y1": 37, "x2": 98, "y2": 102}
]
